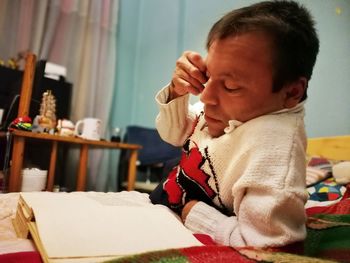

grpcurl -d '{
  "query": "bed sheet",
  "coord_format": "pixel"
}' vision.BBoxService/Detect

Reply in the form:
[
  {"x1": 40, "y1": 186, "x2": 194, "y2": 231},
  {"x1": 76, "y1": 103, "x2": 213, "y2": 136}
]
[
  {"x1": 1, "y1": 180, "x2": 349, "y2": 263},
  {"x1": 0, "y1": 193, "x2": 37, "y2": 254}
]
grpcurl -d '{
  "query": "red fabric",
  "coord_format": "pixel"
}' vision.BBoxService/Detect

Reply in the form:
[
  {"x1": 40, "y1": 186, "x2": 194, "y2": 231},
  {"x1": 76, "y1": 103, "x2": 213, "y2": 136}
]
[
  {"x1": 343, "y1": 184, "x2": 350, "y2": 199},
  {"x1": 306, "y1": 186, "x2": 350, "y2": 216},
  {"x1": 0, "y1": 251, "x2": 42, "y2": 263},
  {"x1": 306, "y1": 198, "x2": 350, "y2": 216},
  {"x1": 181, "y1": 245, "x2": 256, "y2": 263},
  {"x1": 193, "y1": 233, "x2": 217, "y2": 245}
]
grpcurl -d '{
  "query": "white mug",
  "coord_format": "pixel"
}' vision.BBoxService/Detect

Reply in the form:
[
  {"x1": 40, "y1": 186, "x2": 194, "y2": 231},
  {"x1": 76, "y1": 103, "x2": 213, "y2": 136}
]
[{"x1": 74, "y1": 118, "x2": 102, "y2": 140}]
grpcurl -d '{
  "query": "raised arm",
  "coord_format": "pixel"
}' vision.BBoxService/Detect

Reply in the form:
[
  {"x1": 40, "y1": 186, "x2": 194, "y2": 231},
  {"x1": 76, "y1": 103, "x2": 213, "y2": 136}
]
[{"x1": 155, "y1": 51, "x2": 207, "y2": 146}]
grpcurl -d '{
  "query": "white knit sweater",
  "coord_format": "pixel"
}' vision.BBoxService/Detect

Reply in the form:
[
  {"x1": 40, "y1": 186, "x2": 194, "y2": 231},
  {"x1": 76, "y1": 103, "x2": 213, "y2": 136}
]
[{"x1": 155, "y1": 85, "x2": 308, "y2": 248}]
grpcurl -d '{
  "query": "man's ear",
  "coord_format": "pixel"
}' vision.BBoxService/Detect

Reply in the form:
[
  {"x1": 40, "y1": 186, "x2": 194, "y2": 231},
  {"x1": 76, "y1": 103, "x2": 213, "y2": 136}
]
[{"x1": 283, "y1": 77, "x2": 307, "y2": 108}]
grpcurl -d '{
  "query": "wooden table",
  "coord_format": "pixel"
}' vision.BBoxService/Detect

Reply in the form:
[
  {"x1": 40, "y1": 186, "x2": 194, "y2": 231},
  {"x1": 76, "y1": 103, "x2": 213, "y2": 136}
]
[{"x1": 7, "y1": 130, "x2": 141, "y2": 192}]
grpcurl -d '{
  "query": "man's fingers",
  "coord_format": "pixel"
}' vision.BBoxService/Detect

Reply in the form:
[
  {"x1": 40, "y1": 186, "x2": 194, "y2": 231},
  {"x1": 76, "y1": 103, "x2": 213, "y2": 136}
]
[
  {"x1": 173, "y1": 77, "x2": 203, "y2": 96},
  {"x1": 185, "y1": 51, "x2": 207, "y2": 73},
  {"x1": 177, "y1": 53, "x2": 207, "y2": 84},
  {"x1": 174, "y1": 67, "x2": 205, "y2": 91},
  {"x1": 170, "y1": 51, "x2": 207, "y2": 99}
]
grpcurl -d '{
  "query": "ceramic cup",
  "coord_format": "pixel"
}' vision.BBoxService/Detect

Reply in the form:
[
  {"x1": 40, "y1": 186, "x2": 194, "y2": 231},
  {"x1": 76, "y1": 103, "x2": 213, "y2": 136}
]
[{"x1": 74, "y1": 118, "x2": 101, "y2": 140}]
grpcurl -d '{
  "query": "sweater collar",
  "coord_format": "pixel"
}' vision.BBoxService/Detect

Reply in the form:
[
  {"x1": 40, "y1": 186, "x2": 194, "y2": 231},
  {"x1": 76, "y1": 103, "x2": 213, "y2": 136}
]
[{"x1": 223, "y1": 102, "x2": 305, "y2": 134}]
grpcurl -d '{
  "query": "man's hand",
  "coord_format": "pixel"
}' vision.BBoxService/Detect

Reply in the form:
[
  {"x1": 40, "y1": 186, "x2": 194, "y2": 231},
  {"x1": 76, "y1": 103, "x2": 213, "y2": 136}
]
[
  {"x1": 169, "y1": 51, "x2": 207, "y2": 101},
  {"x1": 181, "y1": 200, "x2": 199, "y2": 222}
]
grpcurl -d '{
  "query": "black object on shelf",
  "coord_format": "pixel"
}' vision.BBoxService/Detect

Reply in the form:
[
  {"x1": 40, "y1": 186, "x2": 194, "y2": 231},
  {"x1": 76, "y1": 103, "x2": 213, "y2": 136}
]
[
  {"x1": 0, "y1": 61, "x2": 73, "y2": 177},
  {"x1": 0, "y1": 61, "x2": 72, "y2": 131}
]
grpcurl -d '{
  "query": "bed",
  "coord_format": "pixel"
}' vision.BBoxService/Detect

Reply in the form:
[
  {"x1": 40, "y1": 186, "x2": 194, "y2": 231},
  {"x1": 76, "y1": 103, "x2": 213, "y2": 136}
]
[{"x1": 1, "y1": 135, "x2": 349, "y2": 263}]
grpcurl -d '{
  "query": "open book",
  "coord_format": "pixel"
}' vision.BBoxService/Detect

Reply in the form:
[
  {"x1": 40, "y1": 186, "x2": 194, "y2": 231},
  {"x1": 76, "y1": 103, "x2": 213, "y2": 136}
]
[{"x1": 12, "y1": 192, "x2": 202, "y2": 263}]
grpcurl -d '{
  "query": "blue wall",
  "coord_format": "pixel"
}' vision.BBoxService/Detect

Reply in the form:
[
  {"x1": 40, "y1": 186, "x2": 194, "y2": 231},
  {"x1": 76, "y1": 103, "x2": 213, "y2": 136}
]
[{"x1": 110, "y1": 0, "x2": 350, "y2": 138}]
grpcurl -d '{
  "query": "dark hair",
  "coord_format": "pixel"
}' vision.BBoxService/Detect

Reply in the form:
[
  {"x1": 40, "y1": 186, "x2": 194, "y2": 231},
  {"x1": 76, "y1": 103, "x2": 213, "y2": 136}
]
[{"x1": 206, "y1": 0, "x2": 319, "y2": 101}]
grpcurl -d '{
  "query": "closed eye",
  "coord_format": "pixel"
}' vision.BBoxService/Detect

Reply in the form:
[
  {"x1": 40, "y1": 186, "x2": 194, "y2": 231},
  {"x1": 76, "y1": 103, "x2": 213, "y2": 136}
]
[{"x1": 224, "y1": 86, "x2": 242, "y2": 93}]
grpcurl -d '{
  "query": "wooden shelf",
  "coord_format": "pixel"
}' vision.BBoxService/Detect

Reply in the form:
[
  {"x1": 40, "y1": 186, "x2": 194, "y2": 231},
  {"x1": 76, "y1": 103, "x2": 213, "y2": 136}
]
[
  {"x1": 8, "y1": 130, "x2": 141, "y2": 192},
  {"x1": 4, "y1": 53, "x2": 142, "y2": 193},
  {"x1": 11, "y1": 130, "x2": 140, "y2": 149}
]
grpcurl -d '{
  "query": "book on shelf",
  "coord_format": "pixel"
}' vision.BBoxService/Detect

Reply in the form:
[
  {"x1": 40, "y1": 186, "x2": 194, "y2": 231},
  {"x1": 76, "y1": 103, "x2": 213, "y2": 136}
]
[{"x1": 12, "y1": 192, "x2": 202, "y2": 263}]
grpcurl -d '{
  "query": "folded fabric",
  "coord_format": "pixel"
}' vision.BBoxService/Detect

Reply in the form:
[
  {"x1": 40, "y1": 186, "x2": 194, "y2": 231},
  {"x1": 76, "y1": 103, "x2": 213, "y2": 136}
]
[
  {"x1": 306, "y1": 157, "x2": 332, "y2": 186},
  {"x1": 306, "y1": 166, "x2": 330, "y2": 186},
  {"x1": 307, "y1": 157, "x2": 333, "y2": 171}
]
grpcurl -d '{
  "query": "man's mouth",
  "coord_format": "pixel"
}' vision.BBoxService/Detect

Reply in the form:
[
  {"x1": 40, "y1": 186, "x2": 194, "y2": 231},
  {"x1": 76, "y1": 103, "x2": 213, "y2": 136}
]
[{"x1": 204, "y1": 114, "x2": 220, "y2": 124}]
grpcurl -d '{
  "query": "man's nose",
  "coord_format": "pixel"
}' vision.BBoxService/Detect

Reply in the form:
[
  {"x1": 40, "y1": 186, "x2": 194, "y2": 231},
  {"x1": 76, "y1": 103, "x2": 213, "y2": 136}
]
[{"x1": 200, "y1": 80, "x2": 217, "y2": 105}]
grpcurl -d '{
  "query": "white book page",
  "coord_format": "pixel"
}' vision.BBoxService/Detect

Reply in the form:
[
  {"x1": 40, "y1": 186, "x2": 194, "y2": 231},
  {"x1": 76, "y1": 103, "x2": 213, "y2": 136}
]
[{"x1": 20, "y1": 192, "x2": 202, "y2": 259}]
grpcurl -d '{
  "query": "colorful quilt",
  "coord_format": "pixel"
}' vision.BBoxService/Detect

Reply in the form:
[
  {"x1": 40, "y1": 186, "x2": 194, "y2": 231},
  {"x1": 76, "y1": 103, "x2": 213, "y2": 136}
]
[
  {"x1": 308, "y1": 177, "x2": 346, "y2": 202},
  {"x1": 107, "y1": 184, "x2": 350, "y2": 263}
]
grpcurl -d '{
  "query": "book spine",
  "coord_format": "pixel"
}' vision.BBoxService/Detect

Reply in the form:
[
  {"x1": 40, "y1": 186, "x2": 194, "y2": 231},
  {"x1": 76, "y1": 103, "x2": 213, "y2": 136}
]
[{"x1": 12, "y1": 202, "x2": 29, "y2": 238}]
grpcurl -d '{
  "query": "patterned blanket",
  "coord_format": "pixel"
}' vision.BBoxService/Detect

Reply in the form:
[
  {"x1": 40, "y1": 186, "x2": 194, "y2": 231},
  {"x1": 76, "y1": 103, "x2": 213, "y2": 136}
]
[
  {"x1": 107, "y1": 185, "x2": 350, "y2": 263},
  {"x1": 1, "y1": 182, "x2": 348, "y2": 263}
]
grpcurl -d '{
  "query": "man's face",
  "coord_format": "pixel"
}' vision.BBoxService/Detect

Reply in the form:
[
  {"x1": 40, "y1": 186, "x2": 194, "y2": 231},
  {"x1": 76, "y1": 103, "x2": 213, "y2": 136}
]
[{"x1": 201, "y1": 32, "x2": 286, "y2": 137}]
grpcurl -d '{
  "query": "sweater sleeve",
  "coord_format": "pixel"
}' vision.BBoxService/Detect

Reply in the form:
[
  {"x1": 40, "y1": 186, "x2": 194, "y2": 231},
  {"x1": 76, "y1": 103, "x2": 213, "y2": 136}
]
[
  {"x1": 184, "y1": 129, "x2": 308, "y2": 247},
  {"x1": 155, "y1": 85, "x2": 197, "y2": 146},
  {"x1": 184, "y1": 186, "x2": 307, "y2": 247}
]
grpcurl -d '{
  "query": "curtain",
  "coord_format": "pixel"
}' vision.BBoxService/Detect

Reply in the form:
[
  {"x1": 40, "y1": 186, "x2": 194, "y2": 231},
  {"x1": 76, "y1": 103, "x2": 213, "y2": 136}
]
[{"x1": 0, "y1": 0, "x2": 119, "y2": 191}]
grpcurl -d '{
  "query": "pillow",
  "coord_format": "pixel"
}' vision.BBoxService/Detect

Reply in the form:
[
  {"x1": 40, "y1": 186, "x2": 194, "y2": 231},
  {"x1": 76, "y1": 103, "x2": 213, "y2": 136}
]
[{"x1": 333, "y1": 161, "x2": 350, "y2": 185}]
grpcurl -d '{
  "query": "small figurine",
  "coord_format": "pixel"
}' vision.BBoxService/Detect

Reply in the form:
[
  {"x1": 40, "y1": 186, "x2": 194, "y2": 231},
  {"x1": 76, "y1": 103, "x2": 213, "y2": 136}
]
[
  {"x1": 32, "y1": 115, "x2": 49, "y2": 133},
  {"x1": 32, "y1": 90, "x2": 57, "y2": 133},
  {"x1": 56, "y1": 119, "x2": 75, "y2": 137}
]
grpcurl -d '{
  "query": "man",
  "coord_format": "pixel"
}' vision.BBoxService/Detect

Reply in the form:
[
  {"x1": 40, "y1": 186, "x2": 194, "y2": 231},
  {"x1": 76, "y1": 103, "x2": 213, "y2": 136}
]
[{"x1": 150, "y1": 0, "x2": 319, "y2": 247}]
